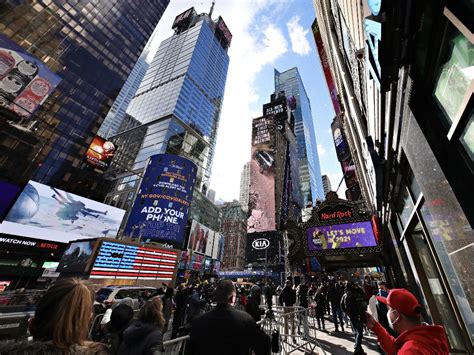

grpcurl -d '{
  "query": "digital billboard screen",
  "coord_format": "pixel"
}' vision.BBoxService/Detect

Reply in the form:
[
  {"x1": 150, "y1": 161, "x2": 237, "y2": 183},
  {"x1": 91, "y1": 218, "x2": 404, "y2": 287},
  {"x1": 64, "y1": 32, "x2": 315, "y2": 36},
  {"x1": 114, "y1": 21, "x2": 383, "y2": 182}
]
[
  {"x1": 0, "y1": 34, "x2": 61, "y2": 118},
  {"x1": 306, "y1": 221, "x2": 377, "y2": 251},
  {"x1": 85, "y1": 135, "x2": 116, "y2": 171},
  {"x1": 246, "y1": 232, "x2": 281, "y2": 265},
  {"x1": 0, "y1": 181, "x2": 125, "y2": 243},
  {"x1": 57, "y1": 239, "x2": 97, "y2": 274},
  {"x1": 247, "y1": 116, "x2": 276, "y2": 233},
  {"x1": 187, "y1": 220, "x2": 215, "y2": 257},
  {"x1": 263, "y1": 96, "x2": 288, "y2": 133},
  {"x1": 90, "y1": 240, "x2": 179, "y2": 282},
  {"x1": 217, "y1": 16, "x2": 233, "y2": 46},
  {"x1": 0, "y1": 181, "x2": 22, "y2": 222},
  {"x1": 123, "y1": 154, "x2": 197, "y2": 249},
  {"x1": 172, "y1": 7, "x2": 195, "y2": 29}
]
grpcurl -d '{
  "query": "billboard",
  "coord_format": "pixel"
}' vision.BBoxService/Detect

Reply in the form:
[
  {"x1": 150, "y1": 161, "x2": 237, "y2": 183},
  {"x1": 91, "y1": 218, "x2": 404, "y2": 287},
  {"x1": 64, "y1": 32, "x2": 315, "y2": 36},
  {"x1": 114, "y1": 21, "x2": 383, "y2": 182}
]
[
  {"x1": 263, "y1": 96, "x2": 288, "y2": 133},
  {"x1": 246, "y1": 232, "x2": 281, "y2": 265},
  {"x1": 212, "y1": 233, "x2": 224, "y2": 261},
  {"x1": 172, "y1": 7, "x2": 196, "y2": 29},
  {"x1": 0, "y1": 181, "x2": 125, "y2": 243},
  {"x1": 57, "y1": 239, "x2": 97, "y2": 274},
  {"x1": 217, "y1": 16, "x2": 233, "y2": 46},
  {"x1": 247, "y1": 116, "x2": 276, "y2": 233},
  {"x1": 187, "y1": 220, "x2": 215, "y2": 257},
  {"x1": 90, "y1": 240, "x2": 179, "y2": 282},
  {"x1": 85, "y1": 135, "x2": 116, "y2": 171},
  {"x1": 306, "y1": 221, "x2": 377, "y2": 251},
  {"x1": 0, "y1": 34, "x2": 61, "y2": 118},
  {"x1": 0, "y1": 234, "x2": 64, "y2": 256},
  {"x1": 0, "y1": 181, "x2": 22, "y2": 222},
  {"x1": 123, "y1": 154, "x2": 197, "y2": 249},
  {"x1": 331, "y1": 117, "x2": 349, "y2": 161}
]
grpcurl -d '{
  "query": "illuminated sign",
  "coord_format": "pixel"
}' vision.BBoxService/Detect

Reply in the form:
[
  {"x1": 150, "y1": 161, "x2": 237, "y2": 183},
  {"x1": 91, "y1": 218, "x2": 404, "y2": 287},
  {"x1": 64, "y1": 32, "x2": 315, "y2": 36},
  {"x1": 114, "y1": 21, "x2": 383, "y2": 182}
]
[
  {"x1": 57, "y1": 240, "x2": 97, "y2": 274},
  {"x1": 172, "y1": 8, "x2": 195, "y2": 29},
  {"x1": 252, "y1": 238, "x2": 270, "y2": 250},
  {"x1": 85, "y1": 135, "x2": 116, "y2": 171},
  {"x1": 217, "y1": 16, "x2": 232, "y2": 46}
]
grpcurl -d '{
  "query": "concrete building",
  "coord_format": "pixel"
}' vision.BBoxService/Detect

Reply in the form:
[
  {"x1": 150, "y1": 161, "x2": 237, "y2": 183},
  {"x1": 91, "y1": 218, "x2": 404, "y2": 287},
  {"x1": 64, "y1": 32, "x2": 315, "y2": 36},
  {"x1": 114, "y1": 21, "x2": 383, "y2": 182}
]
[
  {"x1": 220, "y1": 201, "x2": 246, "y2": 270},
  {"x1": 239, "y1": 162, "x2": 250, "y2": 211},
  {"x1": 322, "y1": 175, "x2": 332, "y2": 197}
]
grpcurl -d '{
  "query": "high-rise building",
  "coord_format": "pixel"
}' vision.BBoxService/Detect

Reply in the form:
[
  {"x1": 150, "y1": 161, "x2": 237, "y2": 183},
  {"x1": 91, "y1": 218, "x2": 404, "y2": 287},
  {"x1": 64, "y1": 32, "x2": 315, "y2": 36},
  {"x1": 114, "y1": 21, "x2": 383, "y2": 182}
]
[
  {"x1": 104, "y1": 7, "x2": 231, "y2": 223},
  {"x1": 220, "y1": 201, "x2": 246, "y2": 270},
  {"x1": 239, "y1": 162, "x2": 250, "y2": 211},
  {"x1": 321, "y1": 175, "x2": 331, "y2": 197},
  {"x1": 98, "y1": 51, "x2": 150, "y2": 139},
  {"x1": 206, "y1": 189, "x2": 216, "y2": 204},
  {"x1": 0, "y1": 1, "x2": 169, "y2": 199},
  {"x1": 274, "y1": 68, "x2": 324, "y2": 205}
]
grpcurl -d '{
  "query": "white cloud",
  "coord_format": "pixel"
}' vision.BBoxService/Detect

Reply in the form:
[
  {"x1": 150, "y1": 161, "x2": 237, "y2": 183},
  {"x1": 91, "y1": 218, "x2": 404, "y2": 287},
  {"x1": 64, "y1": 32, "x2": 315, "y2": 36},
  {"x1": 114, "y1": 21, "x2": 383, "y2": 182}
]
[
  {"x1": 317, "y1": 144, "x2": 326, "y2": 157},
  {"x1": 286, "y1": 16, "x2": 311, "y2": 56}
]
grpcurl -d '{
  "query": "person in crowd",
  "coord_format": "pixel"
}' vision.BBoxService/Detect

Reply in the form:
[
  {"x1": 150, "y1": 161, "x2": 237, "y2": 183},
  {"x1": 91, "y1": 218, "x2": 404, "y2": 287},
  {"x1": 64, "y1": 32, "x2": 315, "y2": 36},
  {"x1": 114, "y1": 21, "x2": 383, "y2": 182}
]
[
  {"x1": 321, "y1": 282, "x2": 331, "y2": 316},
  {"x1": 101, "y1": 297, "x2": 135, "y2": 328},
  {"x1": 364, "y1": 277, "x2": 376, "y2": 300},
  {"x1": 263, "y1": 282, "x2": 274, "y2": 310},
  {"x1": 365, "y1": 288, "x2": 449, "y2": 354},
  {"x1": 245, "y1": 285, "x2": 265, "y2": 322},
  {"x1": 161, "y1": 287, "x2": 174, "y2": 333},
  {"x1": 375, "y1": 282, "x2": 397, "y2": 338},
  {"x1": 297, "y1": 282, "x2": 309, "y2": 309},
  {"x1": 118, "y1": 297, "x2": 165, "y2": 355},
  {"x1": 186, "y1": 285, "x2": 205, "y2": 324},
  {"x1": 188, "y1": 280, "x2": 270, "y2": 355},
  {"x1": 279, "y1": 280, "x2": 296, "y2": 338},
  {"x1": 314, "y1": 286, "x2": 327, "y2": 331},
  {"x1": 102, "y1": 303, "x2": 134, "y2": 354},
  {"x1": 328, "y1": 281, "x2": 345, "y2": 332},
  {"x1": 341, "y1": 282, "x2": 368, "y2": 355},
  {"x1": 0, "y1": 278, "x2": 108, "y2": 354},
  {"x1": 171, "y1": 284, "x2": 191, "y2": 339}
]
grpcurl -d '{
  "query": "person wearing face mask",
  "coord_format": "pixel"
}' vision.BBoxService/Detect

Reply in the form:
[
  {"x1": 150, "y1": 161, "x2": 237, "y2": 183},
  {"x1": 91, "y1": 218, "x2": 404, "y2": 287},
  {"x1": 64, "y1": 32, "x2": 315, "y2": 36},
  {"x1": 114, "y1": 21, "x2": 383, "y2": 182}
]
[{"x1": 365, "y1": 289, "x2": 449, "y2": 354}]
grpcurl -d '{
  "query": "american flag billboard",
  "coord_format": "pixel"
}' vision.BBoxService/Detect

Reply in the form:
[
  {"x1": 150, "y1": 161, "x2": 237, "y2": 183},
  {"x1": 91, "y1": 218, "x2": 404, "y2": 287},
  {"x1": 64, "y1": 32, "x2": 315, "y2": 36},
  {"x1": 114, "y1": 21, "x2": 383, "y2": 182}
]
[{"x1": 90, "y1": 241, "x2": 179, "y2": 282}]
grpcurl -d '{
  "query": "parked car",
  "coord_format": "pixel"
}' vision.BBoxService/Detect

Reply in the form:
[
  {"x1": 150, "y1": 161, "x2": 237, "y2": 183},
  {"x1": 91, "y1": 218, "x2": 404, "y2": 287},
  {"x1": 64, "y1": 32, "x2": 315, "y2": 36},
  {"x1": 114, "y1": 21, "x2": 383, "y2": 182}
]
[{"x1": 95, "y1": 285, "x2": 156, "y2": 306}]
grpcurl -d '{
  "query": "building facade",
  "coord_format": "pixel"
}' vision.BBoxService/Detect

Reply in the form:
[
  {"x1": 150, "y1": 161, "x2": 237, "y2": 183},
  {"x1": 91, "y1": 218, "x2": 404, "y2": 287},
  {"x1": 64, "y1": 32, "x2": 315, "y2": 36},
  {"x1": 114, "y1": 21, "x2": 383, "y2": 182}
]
[
  {"x1": 239, "y1": 162, "x2": 250, "y2": 211},
  {"x1": 98, "y1": 51, "x2": 150, "y2": 139},
  {"x1": 321, "y1": 175, "x2": 332, "y2": 197},
  {"x1": 104, "y1": 8, "x2": 231, "y2": 226},
  {"x1": 220, "y1": 201, "x2": 247, "y2": 270},
  {"x1": 313, "y1": 0, "x2": 473, "y2": 351},
  {"x1": 274, "y1": 68, "x2": 324, "y2": 205},
  {"x1": 0, "y1": 1, "x2": 169, "y2": 199}
]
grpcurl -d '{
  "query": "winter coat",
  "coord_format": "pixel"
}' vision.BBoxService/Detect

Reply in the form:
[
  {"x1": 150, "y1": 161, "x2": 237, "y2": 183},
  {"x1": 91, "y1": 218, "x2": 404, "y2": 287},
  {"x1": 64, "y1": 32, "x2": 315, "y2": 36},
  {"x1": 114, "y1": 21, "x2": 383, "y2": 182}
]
[
  {"x1": 314, "y1": 293, "x2": 326, "y2": 317},
  {"x1": 341, "y1": 287, "x2": 367, "y2": 321},
  {"x1": 161, "y1": 297, "x2": 173, "y2": 324},
  {"x1": 278, "y1": 286, "x2": 296, "y2": 307},
  {"x1": 117, "y1": 321, "x2": 163, "y2": 355},
  {"x1": 372, "y1": 322, "x2": 449, "y2": 354},
  {"x1": 245, "y1": 297, "x2": 265, "y2": 322},
  {"x1": 188, "y1": 304, "x2": 271, "y2": 355},
  {"x1": 0, "y1": 340, "x2": 109, "y2": 355},
  {"x1": 327, "y1": 284, "x2": 344, "y2": 307}
]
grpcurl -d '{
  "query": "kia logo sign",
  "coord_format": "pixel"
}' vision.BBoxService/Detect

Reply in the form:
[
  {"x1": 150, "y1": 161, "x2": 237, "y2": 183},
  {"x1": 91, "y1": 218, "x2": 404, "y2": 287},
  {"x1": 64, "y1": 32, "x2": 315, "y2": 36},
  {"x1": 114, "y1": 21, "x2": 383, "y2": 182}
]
[{"x1": 252, "y1": 238, "x2": 270, "y2": 250}]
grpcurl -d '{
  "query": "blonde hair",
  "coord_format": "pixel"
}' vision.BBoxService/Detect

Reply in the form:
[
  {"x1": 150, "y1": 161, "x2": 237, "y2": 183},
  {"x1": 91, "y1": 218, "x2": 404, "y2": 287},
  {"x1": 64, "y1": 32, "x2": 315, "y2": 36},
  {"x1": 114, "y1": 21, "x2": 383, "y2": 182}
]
[{"x1": 32, "y1": 278, "x2": 93, "y2": 349}]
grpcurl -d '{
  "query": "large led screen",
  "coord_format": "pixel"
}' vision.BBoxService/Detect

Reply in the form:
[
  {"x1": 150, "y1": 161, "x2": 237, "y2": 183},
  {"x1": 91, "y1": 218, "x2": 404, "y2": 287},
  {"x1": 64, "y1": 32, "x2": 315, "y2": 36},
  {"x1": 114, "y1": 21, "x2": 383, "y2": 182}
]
[
  {"x1": 187, "y1": 220, "x2": 215, "y2": 257},
  {"x1": 247, "y1": 116, "x2": 276, "y2": 233},
  {"x1": 123, "y1": 154, "x2": 197, "y2": 249},
  {"x1": 57, "y1": 240, "x2": 96, "y2": 274},
  {"x1": 246, "y1": 232, "x2": 281, "y2": 265},
  {"x1": 85, "y1": 135, "x2": 116, "y2": 171},
  {"x1": 306, "y1": 221, "x2": 377, "y2": 251},
  {"x1": 0, "y1": 181, "x2": 125, "y2": 243},
  {"x1": 90, "y1": 241, "x2": 178, "y2": 282},
  {"x1": 0, "y1": 34, "x2": 61, "y2": 118}
]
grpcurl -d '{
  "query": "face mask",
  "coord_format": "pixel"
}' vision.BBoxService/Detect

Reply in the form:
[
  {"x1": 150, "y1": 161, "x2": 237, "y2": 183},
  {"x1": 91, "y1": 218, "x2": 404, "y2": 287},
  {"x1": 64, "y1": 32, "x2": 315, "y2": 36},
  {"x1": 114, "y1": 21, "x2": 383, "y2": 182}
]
[{"x1": 387, "y1": 309, "x2": 400, "y2": 330}]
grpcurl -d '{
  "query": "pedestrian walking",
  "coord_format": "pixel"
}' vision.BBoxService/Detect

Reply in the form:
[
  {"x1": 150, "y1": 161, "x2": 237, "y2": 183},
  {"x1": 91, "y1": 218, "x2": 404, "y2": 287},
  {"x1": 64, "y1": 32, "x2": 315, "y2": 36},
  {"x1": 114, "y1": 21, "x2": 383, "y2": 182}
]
[
  {"x1": 341, "y1": 282, "x2": 368, "y2": 355},
  {"x1": 328, "y1": 281, "x2": 345, "y2": 332},
  {"x1": 188, "y1": 280, "x2": 271, "y2": 355},
  {"x1": 314, "y1": 287, "x2": 326, "y2": 330},
  {"x1": 279, "y1": 280, "x2": 297, "y2": 338},
  {"x1": 365, "y1": 288, "x2": 449, "y2": 354},
  {"x1": 161, "y1": 287, "x2": 174, "y2": 333},
  {"x1": 297, "y1": 282, "x2": 309, "y2": 309},
  {"x1": 118, "y1": 297, "x2": 165, "y2": 355}
]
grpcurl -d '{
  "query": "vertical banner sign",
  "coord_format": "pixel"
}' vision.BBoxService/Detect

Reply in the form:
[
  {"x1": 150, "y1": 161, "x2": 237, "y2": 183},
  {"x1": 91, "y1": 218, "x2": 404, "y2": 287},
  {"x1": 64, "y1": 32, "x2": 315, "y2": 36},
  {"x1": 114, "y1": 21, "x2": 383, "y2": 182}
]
[
  {"x1": 85, "y1": 135, "x2": 116, "y2": 171},
  {"x1": 124, "y1": 154, "x2": 197, "y2": 249},
  {"x1": 0, "y1": 34, "x2": 61, "y2": 117},
  {"x1": 247, "y1": 116, "x2": 276, "y2": 233}
]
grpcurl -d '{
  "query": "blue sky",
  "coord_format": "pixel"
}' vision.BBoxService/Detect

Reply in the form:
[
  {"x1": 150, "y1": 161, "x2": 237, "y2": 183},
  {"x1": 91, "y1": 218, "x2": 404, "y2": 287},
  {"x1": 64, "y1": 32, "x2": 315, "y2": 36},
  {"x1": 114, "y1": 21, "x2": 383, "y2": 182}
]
[{"x1": 148, "y1": 0, "x2": 346, "y2": 202}]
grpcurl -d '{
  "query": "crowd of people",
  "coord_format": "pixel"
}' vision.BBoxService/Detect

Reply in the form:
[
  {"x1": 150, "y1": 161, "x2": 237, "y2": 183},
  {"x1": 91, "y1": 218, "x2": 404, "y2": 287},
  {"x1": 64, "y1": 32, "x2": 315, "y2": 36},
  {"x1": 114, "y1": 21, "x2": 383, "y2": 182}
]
[{"x1": 0, "y1": 274, "x2": 450, "y2": 355}]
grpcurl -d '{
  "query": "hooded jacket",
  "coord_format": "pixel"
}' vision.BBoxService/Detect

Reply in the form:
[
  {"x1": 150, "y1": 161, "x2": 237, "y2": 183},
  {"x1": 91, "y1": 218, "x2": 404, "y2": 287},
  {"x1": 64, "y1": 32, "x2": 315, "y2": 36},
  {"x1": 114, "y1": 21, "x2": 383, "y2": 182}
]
[
  {"x1": 0, "y1": 340, "x2": 109, "y2": 355},
  {"x1": 372, "y1": 322, "x2": 449, "y2": 354},
  {"x1": 117, "y1": 320, "x2": 163, "y2": 355}
]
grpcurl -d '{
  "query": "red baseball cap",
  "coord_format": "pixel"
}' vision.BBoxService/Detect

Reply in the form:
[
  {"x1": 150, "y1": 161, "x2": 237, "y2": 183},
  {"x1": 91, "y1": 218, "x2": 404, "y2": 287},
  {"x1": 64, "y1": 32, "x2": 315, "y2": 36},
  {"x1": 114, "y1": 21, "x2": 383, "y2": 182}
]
[{"x1": 376, "y1": 288, "x2": 421, "y2": 317}]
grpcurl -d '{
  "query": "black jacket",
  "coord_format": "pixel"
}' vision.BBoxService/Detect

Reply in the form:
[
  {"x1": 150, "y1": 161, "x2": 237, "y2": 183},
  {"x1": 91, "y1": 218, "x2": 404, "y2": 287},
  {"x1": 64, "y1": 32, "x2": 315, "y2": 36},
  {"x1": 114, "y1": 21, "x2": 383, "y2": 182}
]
[
  {"x1": 245, "y1": 297, "x2": 265, "y2": 322},
  {"x1": 118, "y1": 321, "x2": 163, "y2": 355},
  {"x1": 278, "y1": 286, "x2": 296, "y2": 307},
  {"x1": 341, "y1": 287, "x2": 367, "y2": 321},
  {"x1": 188, "y1": 304, "x2": 270, "y2": 355}
]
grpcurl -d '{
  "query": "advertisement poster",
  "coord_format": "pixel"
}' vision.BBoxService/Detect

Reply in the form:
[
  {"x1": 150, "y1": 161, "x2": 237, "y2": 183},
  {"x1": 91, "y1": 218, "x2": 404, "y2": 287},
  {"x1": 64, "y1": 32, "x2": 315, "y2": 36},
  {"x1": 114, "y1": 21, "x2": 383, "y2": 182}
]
[
  {"x1": 246, "y1": 232, "x2": 281, "y2": 265},
  {"x1": 306, "y1": 221, "x2": 377, "y2": 251},
  {"x1": 1, "y1": 181, "x2": 125, "y2": 243},
  {"x1": 57, "y1": 240, "x2": 96, "y2": 273},
  {"x1": 188, "y1": 220, "x2": 215, "y2": 257},
  {"x1": 123, "y1": 154, "x2": 197, "y2": 249},
  {"x1": 0, "y1": 181, "x2": 22, "y2": 222},
  {"x1": 90, "y1": 241, "x2": 178, "y2": 282},
  {"x1": 212, "y1": 233, "x2": 224, "y2": 260},
  {"x1": 217, "y1": 16, "x2": 233, "y2": 46},
  {"x1": 247, "y1": 116, "x2": 276, "y2": 233},
  {"x1": 85, "y1": 135, "x2": 116, "y2": 171},
  {"x1": 0, "y1": 34, "x2": 61, "y2": 118},
  {"x1": 263, "y1": 95, "x2": 288, "y2": 132}
]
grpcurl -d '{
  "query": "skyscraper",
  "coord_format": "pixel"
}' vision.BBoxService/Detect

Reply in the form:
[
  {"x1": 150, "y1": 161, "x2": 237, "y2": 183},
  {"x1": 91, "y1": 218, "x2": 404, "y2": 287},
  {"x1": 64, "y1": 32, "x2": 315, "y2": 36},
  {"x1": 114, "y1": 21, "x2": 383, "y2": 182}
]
[
  {"x1": 322, "y1": 175, "x2": 332, "y2": 197},
  {"x1": 98, "y1": 51, "x2": 150, "y2": 139},
  {"x1": 239, "y1": 162, "x2": 250, "y2": 211},
  {"x1": 104, "y1": 7, "x2": 231, "y2": 217},
  {"x1": 274, "y1": 68, "x2": 324, "y2": 205},
  {"x1": 0, "y1": 1, "x2": 170, "y2": 199}
]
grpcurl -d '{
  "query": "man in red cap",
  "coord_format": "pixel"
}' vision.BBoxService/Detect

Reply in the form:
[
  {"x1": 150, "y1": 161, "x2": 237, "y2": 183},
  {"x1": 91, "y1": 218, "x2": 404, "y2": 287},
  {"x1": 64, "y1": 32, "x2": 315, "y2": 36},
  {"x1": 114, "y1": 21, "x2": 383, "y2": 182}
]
[{"x1": 365, "y1": 288, "x2": 449, "y2": 354}]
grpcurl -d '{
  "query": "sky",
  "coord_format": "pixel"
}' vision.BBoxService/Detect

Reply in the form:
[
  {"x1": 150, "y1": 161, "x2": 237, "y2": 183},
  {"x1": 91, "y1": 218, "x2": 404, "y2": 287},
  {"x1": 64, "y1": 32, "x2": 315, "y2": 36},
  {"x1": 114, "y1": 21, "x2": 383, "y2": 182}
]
[{"x1": 147, "y1": 0, "x2": 346, "y2": 202}]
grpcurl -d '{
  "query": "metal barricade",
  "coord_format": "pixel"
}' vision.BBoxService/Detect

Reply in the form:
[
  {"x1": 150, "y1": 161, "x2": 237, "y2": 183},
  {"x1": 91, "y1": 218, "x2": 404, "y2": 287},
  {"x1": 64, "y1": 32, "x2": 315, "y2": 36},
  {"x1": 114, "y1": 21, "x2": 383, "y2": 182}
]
[{"x1": 161, "y1": 335, "x2": 190, "y2": 355}]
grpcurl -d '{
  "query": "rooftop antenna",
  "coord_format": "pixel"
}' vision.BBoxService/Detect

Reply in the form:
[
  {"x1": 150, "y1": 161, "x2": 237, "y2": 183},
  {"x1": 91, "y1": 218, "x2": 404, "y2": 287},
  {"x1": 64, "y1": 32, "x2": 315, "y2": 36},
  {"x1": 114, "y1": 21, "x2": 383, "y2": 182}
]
[{"x1": 209, "y1": 0, "x2": 215, "y2": 18}]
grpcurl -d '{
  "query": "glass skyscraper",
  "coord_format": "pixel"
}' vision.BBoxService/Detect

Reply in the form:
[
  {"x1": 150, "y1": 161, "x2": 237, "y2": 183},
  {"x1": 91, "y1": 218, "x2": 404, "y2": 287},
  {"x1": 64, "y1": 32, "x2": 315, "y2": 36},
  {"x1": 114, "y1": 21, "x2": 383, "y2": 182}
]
[
  {"x1": 0, "y1": 1, "x2": 169, "y2": 199},
  {"x1": 275, "y1": 67, "x2": 324, "y2": 205},
  {"x1": 104, "y1": 8, "x2": 231, "y2": 215}
]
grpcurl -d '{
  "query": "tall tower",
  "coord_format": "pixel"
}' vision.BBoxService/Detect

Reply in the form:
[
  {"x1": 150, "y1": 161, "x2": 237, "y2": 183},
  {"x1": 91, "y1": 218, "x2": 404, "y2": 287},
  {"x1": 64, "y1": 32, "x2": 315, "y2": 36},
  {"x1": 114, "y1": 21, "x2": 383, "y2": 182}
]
[
  {"x1": 104, "y1": 8, "x2": 231, "y2": 216},
  {"x1": 274, "y1": 67, "x2": 324, "y2": 205},
  {"x1": 239, "y1": 162, "x2": 251, "y2": 211},
  {"x1": 0, "y1": 1, "x2": 169, "y2": 198},
  {"x1": 321, "y1": 174, "x2": 332, "y2": 197}
]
